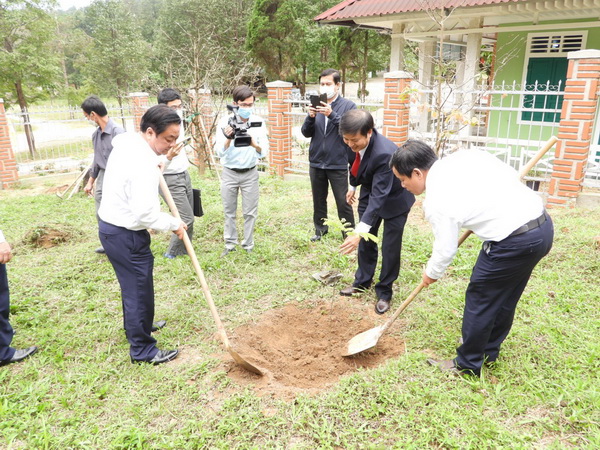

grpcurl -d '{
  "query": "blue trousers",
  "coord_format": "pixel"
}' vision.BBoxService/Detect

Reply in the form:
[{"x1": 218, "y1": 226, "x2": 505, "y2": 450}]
[
  {"x1": 99, "y1": 220, "x2": 158, "y2": 361},
  {"x1": 455, "y1": 213, "x2": 554, "y2": 374},
  {"x1": 0, "y1": 264, "x2": 16, "y2": 361}
]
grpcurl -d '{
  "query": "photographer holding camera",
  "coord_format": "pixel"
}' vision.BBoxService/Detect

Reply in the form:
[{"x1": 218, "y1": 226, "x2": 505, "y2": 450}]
[
  {"x1": 215, "y1": 86, "x2": 268, "y2": 256},
  {"x1": 301, "y1": 68, "x2": 356, "y2": 242}
]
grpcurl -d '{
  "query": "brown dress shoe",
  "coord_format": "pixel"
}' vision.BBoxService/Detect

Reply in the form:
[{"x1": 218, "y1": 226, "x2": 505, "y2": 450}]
[{"x1": 339, "y1": 286, "x2": 362, "y2": 296}]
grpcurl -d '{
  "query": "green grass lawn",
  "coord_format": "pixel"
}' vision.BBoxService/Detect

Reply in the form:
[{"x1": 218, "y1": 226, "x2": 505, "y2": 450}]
[{"x1": 0, "y1": 171, "x2": 598, "y2": 448}]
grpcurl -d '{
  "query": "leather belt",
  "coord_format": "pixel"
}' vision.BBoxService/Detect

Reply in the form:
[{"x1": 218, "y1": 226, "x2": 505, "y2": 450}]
[
  {"x1": 509, "y1": 212, "x2": 547, "y2": 237},
  {"x1": 228, "y1": 166, "x2": 255, "y2": 173}
]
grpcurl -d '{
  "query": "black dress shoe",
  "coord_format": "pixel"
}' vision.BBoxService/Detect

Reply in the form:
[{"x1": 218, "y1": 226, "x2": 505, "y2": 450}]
[
  {"x1": 339, "y1": 286, "x2": 365, "y2": 296},
  {"x1": 221, "y1": 247, "x2": 236, "y2": 257},
  {"x1": 427, "y1": 358, "x2": 478, "y2": 376},
  {"x1": 151, "y1": 320, "x2": 166, "y2": 332},
  {"x1": 427, "y1": 358, "x2": 460, "y2": 373},
  {"x1": 375, "y1": 298, "x2": 391, "y2": 314},
  {"x1": 310, "y1": 231, "x2": 328, "y2": 242},
  {"x1": 0, "y1": 346, "x2": 38, "y2": 366},
  {"x1": 131, "y1": 349, "x2": 179, "y2": 365}
]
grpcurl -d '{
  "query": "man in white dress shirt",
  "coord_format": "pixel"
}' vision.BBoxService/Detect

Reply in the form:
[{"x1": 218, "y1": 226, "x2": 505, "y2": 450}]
[
  {"x1": 390, "y1": 140, "x2": 554, "y2": 376},
  {"x1": 98, "y1": 105, "x2": 187, "y2": 365}
]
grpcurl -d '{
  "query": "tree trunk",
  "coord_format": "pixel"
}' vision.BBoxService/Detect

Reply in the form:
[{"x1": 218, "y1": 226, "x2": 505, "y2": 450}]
[
  {"x1": 61, "y1": 55, "x2": 69, "y2": 89},
  {"x1": 15, "y1": 80, "x2": 36, "y2": 158},
  {"x1": 116, "y1": 94, "x2": 127, "y2": 130},
  {"x1": 360, "y1": 31, "x2": 369, "y2": 101},
  {"x1": 301, "y1": 64, "x2": 307, "y2": 95}
]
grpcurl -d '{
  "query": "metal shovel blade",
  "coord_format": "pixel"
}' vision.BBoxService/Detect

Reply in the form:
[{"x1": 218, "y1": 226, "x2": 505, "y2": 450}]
[
  {"x1": 343, "y1": 282, "x2": 426, "y2": 357},
  {"x1": 225, "y1": 343, "x2": 263, "y2": 375},
  {"x1": 342, "y1": 324, "x2": 386, "y2": 356}
]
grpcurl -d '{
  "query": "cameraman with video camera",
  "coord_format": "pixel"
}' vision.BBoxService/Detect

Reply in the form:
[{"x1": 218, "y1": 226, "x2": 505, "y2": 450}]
[{"x1": 215, "y1": 86, "x2": 268, "y2": 256}]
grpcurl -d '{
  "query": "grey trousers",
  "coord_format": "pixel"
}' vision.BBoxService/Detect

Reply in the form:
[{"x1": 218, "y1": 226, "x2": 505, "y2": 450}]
[
  {"x1": 94, "y1": 169, "x2": 105, "y2": 217},
  {"x1": 221, "y1": 167, "x2": 259, "y2": 250},
  {"x1": 159, "y1": 171, "x2": 195, "y2": 256}
]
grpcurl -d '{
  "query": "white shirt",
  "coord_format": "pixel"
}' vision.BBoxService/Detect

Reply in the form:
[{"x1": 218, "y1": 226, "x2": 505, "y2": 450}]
[
  {"x1": 159, "y1": 119, "x2": 190, "y2": 175},
  {"x1": 98, "y1": 132, "x2": 181, "y2": 232},
  {"x1": 424, "y1": 149, "x2": 544, "y2": 279},
  {"x1": 0, "y1": 230, "x2": 5, "y2": 243},
  {"x1": 349, "y1": 147, "x2": 370, "y2": 234}
]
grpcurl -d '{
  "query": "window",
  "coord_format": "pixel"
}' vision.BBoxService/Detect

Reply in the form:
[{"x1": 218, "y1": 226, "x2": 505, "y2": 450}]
[{"x1": 521, "y1": 32, "x2": 586, "y2": 123}]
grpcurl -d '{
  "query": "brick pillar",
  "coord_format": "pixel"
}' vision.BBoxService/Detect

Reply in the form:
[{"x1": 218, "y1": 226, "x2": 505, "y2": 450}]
[
  {"x1": 188, "y1": 88, "x2": 213, "y2": 172},
  {"x1": 383, "y1": 71, "x2": 413, "y2": 146},
  {"x1": 266, "y1": 81, "x2": 293, "y2": 177},
  {"x1": 128, "y1": 92, "x2": 150, "y2": 132},
  {"x1": 0, "y1": 99, "x2": 18, "y2": 189},
  {"x1": 548, "y1": 49, "x2": 600, "y2": 207}
]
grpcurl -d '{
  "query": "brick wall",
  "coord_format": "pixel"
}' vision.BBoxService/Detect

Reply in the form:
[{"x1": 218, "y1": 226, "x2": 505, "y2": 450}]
[
  {"x1": 0, "y1": 99, "x2": 18, "y2": 188},
  {"x1": 128, "y1": 92, "x2": 150, "y2": 132},
  {"x1": 382, "y1": 71, "x2": 413, "y2": 146},
  {"x1": 548, "y1": 50, "x2": 600, "y2": 207},
  {"x1": 266, "y1": 81, "x2": 293, "y2": 177}
]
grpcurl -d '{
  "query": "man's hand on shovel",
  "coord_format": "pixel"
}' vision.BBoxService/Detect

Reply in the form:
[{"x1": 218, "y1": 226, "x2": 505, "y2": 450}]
[
  {"x1": 173, "y1": 221, "x2": 187, "y2": 240},
  {"x1": 422, "y1": 270, "x2": 437, "y2": 287}
]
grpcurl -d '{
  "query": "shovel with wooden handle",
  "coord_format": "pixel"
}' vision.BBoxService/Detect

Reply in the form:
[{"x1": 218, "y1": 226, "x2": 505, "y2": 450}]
[
  {"x1": 343, "y1": 135, "x2": 558, "y2": 357},
  {"x1": 158, "y1": 172, "x2": 263, "y2": 375}
]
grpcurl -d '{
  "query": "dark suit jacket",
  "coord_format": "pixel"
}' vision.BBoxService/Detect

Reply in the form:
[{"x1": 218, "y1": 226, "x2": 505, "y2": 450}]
[
  {"x1": 301, "y1": 95, "x2": 356, "y2": 170},
  {"x1": 350, "y1": 129, "x2": 415, "y2": 225}
]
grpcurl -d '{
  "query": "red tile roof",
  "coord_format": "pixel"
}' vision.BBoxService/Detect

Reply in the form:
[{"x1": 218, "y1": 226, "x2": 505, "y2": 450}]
[{"x1": 315, "y1": 0, "x2": 527, "y2": 21}]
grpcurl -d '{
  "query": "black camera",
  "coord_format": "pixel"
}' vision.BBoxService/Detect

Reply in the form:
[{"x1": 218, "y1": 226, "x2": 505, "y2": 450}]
[{"x1": 224, "y1": 105, "x2": 262, "y2": 147}]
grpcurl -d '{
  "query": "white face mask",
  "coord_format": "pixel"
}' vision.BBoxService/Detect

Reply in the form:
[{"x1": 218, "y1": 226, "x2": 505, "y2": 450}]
[
  {"x1": 320, "y1": 84, "x2": 337, "y2": 99},
  {"x1": 174, "y1": 109, "x2": 183, "y2": 120}
]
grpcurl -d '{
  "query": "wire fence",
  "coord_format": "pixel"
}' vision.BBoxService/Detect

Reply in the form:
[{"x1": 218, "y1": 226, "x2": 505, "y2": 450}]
[
  {"x1": 5, "y1": 84, "x2": 600, "y2": 188},
  {"x1": 6, "y1": 102, "x2": 140, "y2": 178}
]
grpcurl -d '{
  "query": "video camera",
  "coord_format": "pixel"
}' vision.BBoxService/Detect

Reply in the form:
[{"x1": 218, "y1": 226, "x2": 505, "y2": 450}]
[{"x1": 224, "y1": 105, "x2": 262, "y2": 147}]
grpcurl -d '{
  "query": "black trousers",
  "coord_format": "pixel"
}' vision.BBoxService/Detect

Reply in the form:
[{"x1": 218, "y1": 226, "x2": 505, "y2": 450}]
[
  {"x1": 309, "y1": 167, "x2": 355, "y2": 235},
  {"x1": 99, "y1": 220, "x2": 158, "y2": 361},
  {"x1": 0, "y1": 264, "x2": 15, "y2": 361},
  {"x1": 354, "y1": 212, "x2": 409, "y2": 301},
  {"x1": 455, "y1": 213, "x2": 554, "y2": 373}
]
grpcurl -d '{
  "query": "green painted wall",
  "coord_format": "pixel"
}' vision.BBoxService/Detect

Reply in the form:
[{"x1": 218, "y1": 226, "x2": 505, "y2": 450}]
[{"x1": 487, "y1": 19, "x2": 600, "y2": 145}]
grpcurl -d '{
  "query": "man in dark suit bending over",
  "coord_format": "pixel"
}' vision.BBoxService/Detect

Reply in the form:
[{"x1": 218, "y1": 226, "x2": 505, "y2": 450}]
[{"x1": 338, "y1": 109, "x2": 415, "y2": 314}]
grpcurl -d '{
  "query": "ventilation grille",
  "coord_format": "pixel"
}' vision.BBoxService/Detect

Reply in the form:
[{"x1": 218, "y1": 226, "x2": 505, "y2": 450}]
[{"x1": 530, "y1": 34, "x2": 584, "y2": 55}]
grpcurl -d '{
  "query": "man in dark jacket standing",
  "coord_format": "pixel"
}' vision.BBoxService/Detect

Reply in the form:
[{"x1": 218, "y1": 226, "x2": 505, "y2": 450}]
[
  {"x1": 301, "y1": 68, "x2": 356, "y2": 241},
  {"x1": 339, "y1": 110, "x2": 415, "y2": 314}
]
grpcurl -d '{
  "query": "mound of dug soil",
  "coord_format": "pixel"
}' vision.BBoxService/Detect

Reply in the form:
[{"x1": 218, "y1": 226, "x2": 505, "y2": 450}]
[
  {"x1": 24, "y1": 226, "x2": 72, "y2": 248},
  {"x1": 222, "y1": 299, "x2": 406, "y2": 399}
]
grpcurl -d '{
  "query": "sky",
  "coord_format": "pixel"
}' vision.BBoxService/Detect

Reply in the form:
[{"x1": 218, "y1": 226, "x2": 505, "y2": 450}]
[{"x1": 58, "y1": 0, "x2": 94, "y2": 10}]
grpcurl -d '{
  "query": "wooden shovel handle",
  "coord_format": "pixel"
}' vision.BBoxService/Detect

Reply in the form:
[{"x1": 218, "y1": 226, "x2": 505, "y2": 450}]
[
  {"x1": 381, "y1": 281, "x2": 427, "y2": 334},
  {"x1": 158, "y1": 171, "x2": 231, "y2": 347}
]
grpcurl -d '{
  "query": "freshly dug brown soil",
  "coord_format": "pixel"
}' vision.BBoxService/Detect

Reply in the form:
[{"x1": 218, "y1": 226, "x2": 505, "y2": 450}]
[{"x1": 221, "y1": 298, "x2": 406, "y2": 399}]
